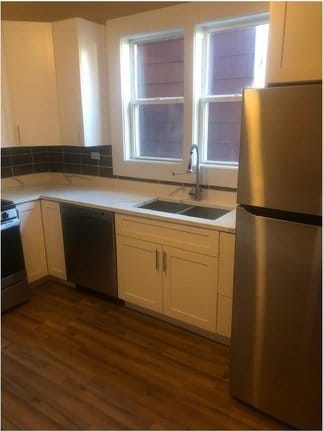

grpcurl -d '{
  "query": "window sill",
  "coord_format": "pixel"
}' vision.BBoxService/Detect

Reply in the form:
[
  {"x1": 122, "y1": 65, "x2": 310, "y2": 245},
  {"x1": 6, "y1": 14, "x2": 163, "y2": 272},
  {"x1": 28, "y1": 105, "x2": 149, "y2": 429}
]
[{"x1": 112, "y1": 157, "x2": 238, "y2": 189}]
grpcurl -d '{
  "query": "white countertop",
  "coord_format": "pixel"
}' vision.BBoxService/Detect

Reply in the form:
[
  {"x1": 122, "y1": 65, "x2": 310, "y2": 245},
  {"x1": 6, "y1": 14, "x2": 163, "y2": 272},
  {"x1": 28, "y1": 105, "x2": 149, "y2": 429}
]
[{"x1": 2, "y1": 173, "x2": 236, "y2": 233}]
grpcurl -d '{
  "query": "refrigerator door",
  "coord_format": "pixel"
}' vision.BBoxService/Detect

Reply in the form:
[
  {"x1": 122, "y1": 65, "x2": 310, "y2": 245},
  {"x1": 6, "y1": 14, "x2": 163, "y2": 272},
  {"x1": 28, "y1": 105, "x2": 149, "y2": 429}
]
[
  {"x1": 230, "y1": 206, "x2": 322, "y2": 429},
  {"x1": 238, "y1": 84, "x2": 322, "y2": 216}
]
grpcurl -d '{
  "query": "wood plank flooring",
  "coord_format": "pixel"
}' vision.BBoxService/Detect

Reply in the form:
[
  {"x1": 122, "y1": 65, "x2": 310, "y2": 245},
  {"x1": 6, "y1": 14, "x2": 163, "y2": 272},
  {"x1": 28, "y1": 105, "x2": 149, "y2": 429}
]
[{"x1": 1, "y1": 282, "x2": 290, "y2": 430}]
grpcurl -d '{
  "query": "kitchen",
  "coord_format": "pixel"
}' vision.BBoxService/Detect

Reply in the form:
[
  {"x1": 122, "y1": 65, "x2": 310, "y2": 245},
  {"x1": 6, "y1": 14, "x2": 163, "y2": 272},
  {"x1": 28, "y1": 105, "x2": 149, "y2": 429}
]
[{"x1": 1, "y1": 1, "x2": 322, "y2": 430}]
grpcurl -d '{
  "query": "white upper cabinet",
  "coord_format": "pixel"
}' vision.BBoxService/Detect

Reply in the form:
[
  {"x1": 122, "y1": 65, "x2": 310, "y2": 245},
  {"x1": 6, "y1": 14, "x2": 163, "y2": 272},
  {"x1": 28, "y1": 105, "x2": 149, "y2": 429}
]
[
  {"x1": 266, "y1": 2, "x2": 322, "y2": 84},
  {"x1": 2, "y1": 21, "x2": 61, "y2": 146},
  {"x1": 52, "y1": 18, "x2": 106, "y2": 147},
  {"x1": 1, "y1": 43, "x2": 16, "y2": 147}
]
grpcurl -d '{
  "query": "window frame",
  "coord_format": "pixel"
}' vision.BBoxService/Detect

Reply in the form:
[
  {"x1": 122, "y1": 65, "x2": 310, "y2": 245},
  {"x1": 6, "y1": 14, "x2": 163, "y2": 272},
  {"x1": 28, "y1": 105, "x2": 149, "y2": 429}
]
[
  {"x1": 107, "y1": 4, "x2": 270, "y2": 188},
  {"x1": 122, "y1": 29, "x2": 185, "y2": 163},
  {"x1": 195, "y1": 13, "x2": 269, "y2": 167}
]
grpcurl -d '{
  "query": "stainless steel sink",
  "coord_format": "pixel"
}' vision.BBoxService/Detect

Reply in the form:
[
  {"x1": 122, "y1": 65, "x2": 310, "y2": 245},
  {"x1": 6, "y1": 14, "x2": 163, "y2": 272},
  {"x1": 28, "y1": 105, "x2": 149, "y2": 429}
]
[
  {"x1": 181, "y1": 206, "x2": 229, "y2": 220},
  {"x1": 138, "y1": 200, "x2": 230, "y2": 220},
  {"x1": 138, "y1": 200, "x2": 192, "y2": 213}
]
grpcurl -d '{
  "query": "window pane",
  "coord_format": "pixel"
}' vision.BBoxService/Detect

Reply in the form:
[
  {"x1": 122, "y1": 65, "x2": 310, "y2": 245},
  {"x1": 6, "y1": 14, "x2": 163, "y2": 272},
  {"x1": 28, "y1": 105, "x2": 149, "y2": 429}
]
[
  {"x1": 208, "y1": 27, "x2": 257, "y2": 95},
  {"x1": 138, "y1": 104, "x2": 183, "y2": 158},
  {"x1": 207, "y1": 101, "x2": 242, "y2": 163},
  {"x1": 137, "y1": 38, "x2": 184, "y2": 98}
]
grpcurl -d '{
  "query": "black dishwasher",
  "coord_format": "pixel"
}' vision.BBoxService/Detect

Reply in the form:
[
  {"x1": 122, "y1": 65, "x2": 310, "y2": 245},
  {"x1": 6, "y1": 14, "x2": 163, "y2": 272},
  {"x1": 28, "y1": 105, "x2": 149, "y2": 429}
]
[{"x1": 60, "y1": 203, "x2": 117, "y2": 298}]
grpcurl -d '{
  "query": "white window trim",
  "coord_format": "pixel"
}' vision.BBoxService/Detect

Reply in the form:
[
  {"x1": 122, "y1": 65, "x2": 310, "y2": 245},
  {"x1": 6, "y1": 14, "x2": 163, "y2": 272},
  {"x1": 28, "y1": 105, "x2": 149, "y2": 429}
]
[
  {"x1": 121, "y1": 30, "x2": 185, "y2": 163},
  {"x1": 106, "y1": 3, "x2": 269, "y2": 188}
]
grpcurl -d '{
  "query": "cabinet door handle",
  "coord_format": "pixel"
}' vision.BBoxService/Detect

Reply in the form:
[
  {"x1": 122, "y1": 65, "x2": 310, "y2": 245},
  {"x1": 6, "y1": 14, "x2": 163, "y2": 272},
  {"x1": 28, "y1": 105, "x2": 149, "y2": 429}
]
[
  {"x1": 155, "y1": 249, "x2": 159, "y2": 271},
  {"x1": 163, "y1": 251, "x2": 167, "y2": 273},
  {"x1": 16, "y1": 125, "x2": 22, "y2": 145}
]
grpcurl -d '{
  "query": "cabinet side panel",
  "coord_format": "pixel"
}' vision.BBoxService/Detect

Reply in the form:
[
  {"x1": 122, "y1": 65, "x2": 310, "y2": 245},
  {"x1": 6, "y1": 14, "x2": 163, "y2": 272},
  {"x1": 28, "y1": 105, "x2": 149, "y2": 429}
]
[
  {"x1": 78, "y1": 19, "x2": 105, "y2": 147},
  {"x1": 52, "y1": 19, "x2": 82, "y2": 146},
  {"x1": 41, "y1": 200, "x2": 66, "y2": 280},
  {"x1": 18, "y1": 201, "x2": 48, "y2": 282}
]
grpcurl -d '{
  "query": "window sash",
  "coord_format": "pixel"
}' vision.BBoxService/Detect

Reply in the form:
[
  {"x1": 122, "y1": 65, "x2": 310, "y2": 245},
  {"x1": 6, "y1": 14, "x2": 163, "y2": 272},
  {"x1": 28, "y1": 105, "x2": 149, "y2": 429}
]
[
  {"x1": 199, "y1": 96, "x2": 242, "y2": 164},
  {"x1": 127, "y1": 33, "x2": 184, "y2": 161},
  {"x1": 129, "y1": 98, "x2": 184, "y2": 160},
  {"x1": 197, "y1": 15, "x2": 269, "y2": 165},
  {"x1": 131, "y1": 97, "x2": 184, "y2": 105}
]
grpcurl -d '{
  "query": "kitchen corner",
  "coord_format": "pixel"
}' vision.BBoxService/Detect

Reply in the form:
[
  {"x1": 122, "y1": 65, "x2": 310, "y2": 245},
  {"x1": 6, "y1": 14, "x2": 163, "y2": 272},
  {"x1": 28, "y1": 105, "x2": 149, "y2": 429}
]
[
  {"x1": 1, "y1": 1, "x2": 321, "y2": 430},
  {"x1": 2, "y1": 172, "x2": 237, "y2": 232},
  {"x1": 2, "y1": 171, "x2": 237, "y2": 343}
]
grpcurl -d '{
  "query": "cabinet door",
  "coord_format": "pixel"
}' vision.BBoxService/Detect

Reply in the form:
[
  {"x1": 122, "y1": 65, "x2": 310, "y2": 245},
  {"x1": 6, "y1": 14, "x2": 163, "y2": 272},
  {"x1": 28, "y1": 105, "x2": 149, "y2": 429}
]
[
  {"x1": 116, "y1": 236, "x2": 163, "y2": 312},
  {"x1": 41, "y1": 200, "x2": 66, "y2": 280},
  {"x1": 3, "y1": 21, "x2": 61, "y2": 146},
  {"x1": 267, "y1": 2, "x2": 322, "y2": 83},
  {"x1": 1, "y1": 36, "x2": 16, "y2": 148},
  {"x1": 163, "y1": 246, "x2": 218, "y2": 332},
  {"x1": 17, "y1": 201, "x2": 48, "y2": 283}
]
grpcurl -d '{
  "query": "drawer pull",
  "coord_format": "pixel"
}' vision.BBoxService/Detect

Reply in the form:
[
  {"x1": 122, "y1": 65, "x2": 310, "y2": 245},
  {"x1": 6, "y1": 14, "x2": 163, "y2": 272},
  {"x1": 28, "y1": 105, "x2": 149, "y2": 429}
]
[
  {"x1": 155, "y1": 249, "x2": 159, "y2": 271},
  {"x1": 16, "y1": 125, "x2": 22, "y2": 145}
]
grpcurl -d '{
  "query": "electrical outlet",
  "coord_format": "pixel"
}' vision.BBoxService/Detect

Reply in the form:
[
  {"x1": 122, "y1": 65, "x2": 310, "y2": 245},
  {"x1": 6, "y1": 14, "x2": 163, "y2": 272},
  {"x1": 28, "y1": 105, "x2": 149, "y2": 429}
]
[{"x1": 91, "y1": 152, "x2": 101, "y2": 160}]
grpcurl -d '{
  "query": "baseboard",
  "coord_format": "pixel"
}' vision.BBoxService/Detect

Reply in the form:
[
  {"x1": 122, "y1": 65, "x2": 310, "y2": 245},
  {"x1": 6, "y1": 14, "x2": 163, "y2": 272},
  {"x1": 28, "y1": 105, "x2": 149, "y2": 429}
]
[
  {"x1": 125, "y1": 302, "x2": 231, "y2": 346},
  {"x1": 29, "y1": 275, "x2": 75, "y2": 289}
]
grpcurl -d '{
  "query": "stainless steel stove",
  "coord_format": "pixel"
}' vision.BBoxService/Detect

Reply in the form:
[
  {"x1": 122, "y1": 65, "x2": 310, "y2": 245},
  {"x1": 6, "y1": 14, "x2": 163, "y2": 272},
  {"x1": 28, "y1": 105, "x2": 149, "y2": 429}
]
[{"x1": 1, "y1": 199, "x2": 29, "y2": 312}]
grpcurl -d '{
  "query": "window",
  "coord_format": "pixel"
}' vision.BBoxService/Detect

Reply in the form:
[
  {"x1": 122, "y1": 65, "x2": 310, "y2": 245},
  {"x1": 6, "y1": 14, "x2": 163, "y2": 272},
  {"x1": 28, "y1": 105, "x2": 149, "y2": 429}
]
[
  {"x1": 114, "y1": 7, "x2": 269, "y2": 187},
  {"x1": 122, "y1": 31, "x2": 184, "y2": 161},
  {"x1": 197, "y1": 15, "x2": 269, "y2": 165}
]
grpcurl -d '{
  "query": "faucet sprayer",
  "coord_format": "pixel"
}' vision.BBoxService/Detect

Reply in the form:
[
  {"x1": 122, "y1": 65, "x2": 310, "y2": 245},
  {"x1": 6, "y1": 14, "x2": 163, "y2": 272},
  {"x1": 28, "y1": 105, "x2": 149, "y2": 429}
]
[{"x1": 173, "y1": 144, "x2": 202, "y2": 200}]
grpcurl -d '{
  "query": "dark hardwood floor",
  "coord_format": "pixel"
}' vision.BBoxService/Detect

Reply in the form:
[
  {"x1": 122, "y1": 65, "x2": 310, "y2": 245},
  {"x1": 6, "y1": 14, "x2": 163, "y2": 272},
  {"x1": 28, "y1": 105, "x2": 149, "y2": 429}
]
[{"x1": 2, "y1": 282, "x2": 289, "y2": 430}]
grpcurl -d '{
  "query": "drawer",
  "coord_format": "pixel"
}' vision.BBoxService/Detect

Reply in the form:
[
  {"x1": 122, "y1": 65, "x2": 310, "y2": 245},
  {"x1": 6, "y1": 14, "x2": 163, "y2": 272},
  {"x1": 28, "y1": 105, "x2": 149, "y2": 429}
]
[{"x1": 115, "y1": 214, "x2": 219, "y2": 257}]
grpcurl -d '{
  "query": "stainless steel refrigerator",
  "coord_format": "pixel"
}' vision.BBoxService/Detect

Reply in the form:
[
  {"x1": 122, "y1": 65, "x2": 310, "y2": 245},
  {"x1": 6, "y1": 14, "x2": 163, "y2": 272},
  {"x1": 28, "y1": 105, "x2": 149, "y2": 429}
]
[{"x1": 230, "y1": 83, "x2": 322, "y2": 430}]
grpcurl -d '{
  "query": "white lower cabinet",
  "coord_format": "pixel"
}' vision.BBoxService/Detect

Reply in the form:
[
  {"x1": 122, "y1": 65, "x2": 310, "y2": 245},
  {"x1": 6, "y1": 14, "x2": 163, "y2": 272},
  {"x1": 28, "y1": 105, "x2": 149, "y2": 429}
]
[
  {"x1": 216, "y1": 232, "x2": 235, "y2": 338},
  {"x1": 117, "y1": 236, "x2": 162, "y2": 312},
  {"x1": 17, "y1": 201, "x2": 48, "y2": 283},
  {"x1": 163, "y1": 246, "x2": 217, "y2": 331},
  {"x1": 115, "y1": 214, "x2": 220, "y2": 333},
  {"x1": 41, "y1": 200, "x2": 66, "y2": 280}
]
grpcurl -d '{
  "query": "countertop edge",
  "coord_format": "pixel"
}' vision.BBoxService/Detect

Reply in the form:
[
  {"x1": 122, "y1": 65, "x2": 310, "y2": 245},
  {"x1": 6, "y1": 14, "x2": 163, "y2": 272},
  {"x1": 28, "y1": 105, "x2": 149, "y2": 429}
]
[{"x1": 4, "y1": 188, "x2": 236, "y2": 234}]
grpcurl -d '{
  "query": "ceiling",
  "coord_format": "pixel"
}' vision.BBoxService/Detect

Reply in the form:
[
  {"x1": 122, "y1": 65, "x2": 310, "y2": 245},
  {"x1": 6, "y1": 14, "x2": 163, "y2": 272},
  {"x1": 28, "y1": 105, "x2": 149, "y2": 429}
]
[{"x1": 1, "y1": 1, "x2": 184, "y2": 24}]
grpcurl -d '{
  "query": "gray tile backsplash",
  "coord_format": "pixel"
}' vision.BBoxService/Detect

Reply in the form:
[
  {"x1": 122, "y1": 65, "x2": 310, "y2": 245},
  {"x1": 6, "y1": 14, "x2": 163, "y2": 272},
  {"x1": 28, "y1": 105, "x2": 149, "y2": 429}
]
[
  {"x1": 1, "y1": 144, "x2": 235, "y2": 191},
  {"x1": 1, "y1": 145, "x2": 113, "y2": 179}
]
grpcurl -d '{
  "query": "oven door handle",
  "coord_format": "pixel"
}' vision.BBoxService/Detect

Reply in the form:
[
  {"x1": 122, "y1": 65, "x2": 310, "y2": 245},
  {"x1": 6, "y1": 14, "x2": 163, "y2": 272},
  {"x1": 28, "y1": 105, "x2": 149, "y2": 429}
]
[{"x1": 0, "y1": 219, "x2": 20, "y2": 231}]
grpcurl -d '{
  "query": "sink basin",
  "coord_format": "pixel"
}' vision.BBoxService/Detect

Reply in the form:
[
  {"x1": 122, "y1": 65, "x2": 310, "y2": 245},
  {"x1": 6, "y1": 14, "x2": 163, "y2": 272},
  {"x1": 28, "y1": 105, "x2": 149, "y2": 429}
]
[
  {"x1": 181, "y1": 206, "x2": 229, "y2": 220},
  {"x1": 138, "y1": 200, "x2": 230, "y2": 220},
  {"x1": 138, "y1": 200, "x2": 192, "y2": 213}
]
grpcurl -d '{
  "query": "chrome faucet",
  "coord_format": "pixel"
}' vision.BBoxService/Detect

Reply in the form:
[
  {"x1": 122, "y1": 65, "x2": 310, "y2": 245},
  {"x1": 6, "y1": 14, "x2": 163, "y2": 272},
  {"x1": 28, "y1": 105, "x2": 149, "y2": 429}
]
[{"x1": 173, "y1": 144, "x2": 202, "y2": 200}]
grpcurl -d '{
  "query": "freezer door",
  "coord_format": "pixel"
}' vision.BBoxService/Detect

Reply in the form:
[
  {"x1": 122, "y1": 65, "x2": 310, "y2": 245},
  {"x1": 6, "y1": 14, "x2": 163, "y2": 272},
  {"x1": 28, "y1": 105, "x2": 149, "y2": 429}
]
[
  {"x1": 238, "y1": 84, "x2": 322, "y2": 215},
  {"x1": 230, "y1": 206, "x2": 322, "y2": 429}
]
